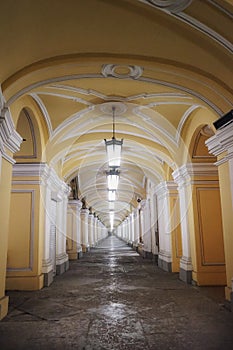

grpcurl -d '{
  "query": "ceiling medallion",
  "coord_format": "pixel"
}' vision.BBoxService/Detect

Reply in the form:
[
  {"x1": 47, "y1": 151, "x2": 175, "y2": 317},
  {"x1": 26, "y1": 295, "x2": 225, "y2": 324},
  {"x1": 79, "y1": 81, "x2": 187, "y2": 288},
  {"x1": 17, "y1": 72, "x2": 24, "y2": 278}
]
[
  {"x1": 100, "y1": 102, "x2": 127, "y2": 115},
  {"x1": 102, "y1": 64, "x2": 143, "y2": 79}
]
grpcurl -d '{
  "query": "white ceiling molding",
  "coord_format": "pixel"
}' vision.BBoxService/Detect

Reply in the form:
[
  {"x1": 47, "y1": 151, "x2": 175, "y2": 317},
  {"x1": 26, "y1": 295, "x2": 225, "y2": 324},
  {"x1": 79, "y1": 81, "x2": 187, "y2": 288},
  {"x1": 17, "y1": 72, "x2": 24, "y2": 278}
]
[
  {"x1": 35, "y1": 91, "x2": 93, "y2": 106},
  {"x1": 138, "y1": 0, "x2": 232, "y2": 53},
  {"x1": 49, "y1": 84, "x2": 191, "y2": 102},
  {"x1": 6, "y1": 71, "x2": 225, "y2": 116},
  {"x1": 175, "y1": 104, "x2": 202, "y2": 143},
  {"x1": 174, "y1": 11, "x2": 233, "y2": 54},
  {"x1": 30, "y1": 93, "x2": 53, "y2": 136},
  {"x1": 140, "y1": 0, "x2": 193, "y2": 13},
  {"x1": 207, "y1": 0, "x2": 233, "y2": 19}
]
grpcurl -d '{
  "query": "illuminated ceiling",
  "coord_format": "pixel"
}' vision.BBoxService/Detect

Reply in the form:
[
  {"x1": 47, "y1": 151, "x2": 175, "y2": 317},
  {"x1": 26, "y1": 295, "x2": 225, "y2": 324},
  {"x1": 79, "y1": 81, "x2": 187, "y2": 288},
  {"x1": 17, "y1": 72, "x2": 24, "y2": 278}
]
[{"x1": 1, "y1": 0, "x2": 232, "y2": 228}]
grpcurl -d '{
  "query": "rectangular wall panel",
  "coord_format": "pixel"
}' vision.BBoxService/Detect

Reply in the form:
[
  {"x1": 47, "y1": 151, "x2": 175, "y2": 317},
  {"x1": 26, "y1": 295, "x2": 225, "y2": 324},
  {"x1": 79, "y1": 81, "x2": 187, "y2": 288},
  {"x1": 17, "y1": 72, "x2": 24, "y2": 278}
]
[
  {"x1": 196, "y1": 187, "x2": 225, "y2": 266},
  {"x1": 8, "y1": 190, "x2": 34, "y2": 271}
]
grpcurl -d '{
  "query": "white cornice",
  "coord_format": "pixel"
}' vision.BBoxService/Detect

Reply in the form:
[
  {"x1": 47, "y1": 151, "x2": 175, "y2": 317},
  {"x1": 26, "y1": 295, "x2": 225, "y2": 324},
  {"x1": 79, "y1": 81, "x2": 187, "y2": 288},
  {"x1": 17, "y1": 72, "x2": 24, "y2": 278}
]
[
  {"x1": 206, "y1": 123, "x2": 233, "y2": 163},
  {"x1": 155, "y1": 181, "x2": 177, "y2": 198},
  {"x1": 0, "y1": 88, "x2": 22, "y2": 163},
  {"x1": 172, "y1": 163, "x2": 219, "y2": 186},
  {"x1": 0, "y1": 107, "x2": 22, "y2": 154},
  {"x1": 12, "y1": 163, "x2": 69, "y2": 196}
]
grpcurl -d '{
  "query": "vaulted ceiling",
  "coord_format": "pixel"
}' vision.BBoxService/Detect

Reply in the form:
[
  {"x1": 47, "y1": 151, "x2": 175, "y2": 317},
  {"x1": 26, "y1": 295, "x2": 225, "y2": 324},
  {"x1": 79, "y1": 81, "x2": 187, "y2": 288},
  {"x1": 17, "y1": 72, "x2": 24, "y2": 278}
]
[{"x1": 1, "y1": 0, "x2": 232, "y2": 228}]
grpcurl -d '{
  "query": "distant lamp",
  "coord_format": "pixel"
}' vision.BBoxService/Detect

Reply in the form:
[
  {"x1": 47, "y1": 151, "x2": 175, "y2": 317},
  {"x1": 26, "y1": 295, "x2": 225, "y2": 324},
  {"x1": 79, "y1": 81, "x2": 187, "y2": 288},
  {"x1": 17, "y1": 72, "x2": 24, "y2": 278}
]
[
  {"x1": 110, "y1": 211, "x2": 114, "y2": 230},
  {"x1": 107, "y1": 168, "x2": 119, "y2": 191},
  {"x1": 104, "y1": 106, "x2": 123, "y2": 167},
  {"x1": 108, "y1": 190, "x2": 116, "y2": 201}
]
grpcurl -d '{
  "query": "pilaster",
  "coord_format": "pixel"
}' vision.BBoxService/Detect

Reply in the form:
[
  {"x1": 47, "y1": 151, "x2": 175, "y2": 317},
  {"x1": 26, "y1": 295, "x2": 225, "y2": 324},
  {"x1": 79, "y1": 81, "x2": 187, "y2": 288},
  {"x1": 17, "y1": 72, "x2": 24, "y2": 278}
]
[
  {"x1": 80, "y1": 209, "x2": 90, "y2": 252},
  {"x1": 88, "y1": 213, "x2": 95, "y2": 247},
  {"x1": 206, "y1": 123, "x2": 233, "y2": 308},
  {"x1": 67, "y1": 199, "x2": 83, "y2": 260},
  {"x1": 173, "y1": 163, "x2": 225, "y2": 285}
]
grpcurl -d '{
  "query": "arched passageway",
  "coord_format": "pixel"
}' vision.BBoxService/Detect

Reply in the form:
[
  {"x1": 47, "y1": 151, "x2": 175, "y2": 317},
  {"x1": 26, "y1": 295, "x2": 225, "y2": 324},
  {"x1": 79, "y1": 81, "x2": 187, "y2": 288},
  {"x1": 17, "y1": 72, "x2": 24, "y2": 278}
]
[{"x1": 0, "y1": 0, "x2": 233, "y2": 335}]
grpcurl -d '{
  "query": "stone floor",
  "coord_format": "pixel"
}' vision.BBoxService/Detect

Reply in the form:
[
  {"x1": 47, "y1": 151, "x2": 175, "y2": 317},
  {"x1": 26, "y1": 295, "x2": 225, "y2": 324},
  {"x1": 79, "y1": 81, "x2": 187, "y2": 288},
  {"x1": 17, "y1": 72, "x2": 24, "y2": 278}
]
[{"x1": 1, "y1": 236, "x2": 233, "y2": 350}]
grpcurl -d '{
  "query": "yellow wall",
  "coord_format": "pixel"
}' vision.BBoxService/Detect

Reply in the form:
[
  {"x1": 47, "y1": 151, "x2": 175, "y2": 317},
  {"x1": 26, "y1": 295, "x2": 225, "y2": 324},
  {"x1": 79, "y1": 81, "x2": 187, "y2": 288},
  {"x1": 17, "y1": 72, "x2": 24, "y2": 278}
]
[
  {"x1": 171, "y1": 197, "x2": 182, "y2": 272},
  {"x1": 217, "y1": 161, "x2": 233, "y2": 301},
  {"x1": 6, "y1": 181, "x2": 44, "y2": 290},
  {"x1": 191, "y1": 181, "x2": 226, "y2": 285},
  {"x1": 0, "y1": 158, "x2": 13, "y2": 320}
]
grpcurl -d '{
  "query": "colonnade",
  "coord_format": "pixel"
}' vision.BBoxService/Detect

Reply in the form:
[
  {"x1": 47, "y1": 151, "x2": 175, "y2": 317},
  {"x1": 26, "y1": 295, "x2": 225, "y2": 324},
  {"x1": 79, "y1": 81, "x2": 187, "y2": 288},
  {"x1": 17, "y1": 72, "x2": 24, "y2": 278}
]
[
  {"x1": 66, "y1": 199, "x2": 108, "y2": 258},
  {"x1": 115, "y1": 120, "x2": 233, "y2": 310}
]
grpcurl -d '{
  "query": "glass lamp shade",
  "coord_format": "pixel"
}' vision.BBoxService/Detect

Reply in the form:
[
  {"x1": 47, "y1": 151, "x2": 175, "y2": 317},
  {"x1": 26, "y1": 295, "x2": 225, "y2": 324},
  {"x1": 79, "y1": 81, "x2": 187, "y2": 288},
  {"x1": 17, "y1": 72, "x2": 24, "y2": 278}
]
[
  {"x1": 107, "y1": 169, "x2": 119, "y2": 190},
  {"x1": 105, "y1": 137, "x2": 123, "y2": 167},
  {"x1": 108, "y1": 190, "x2": 116, "y2": 201}
]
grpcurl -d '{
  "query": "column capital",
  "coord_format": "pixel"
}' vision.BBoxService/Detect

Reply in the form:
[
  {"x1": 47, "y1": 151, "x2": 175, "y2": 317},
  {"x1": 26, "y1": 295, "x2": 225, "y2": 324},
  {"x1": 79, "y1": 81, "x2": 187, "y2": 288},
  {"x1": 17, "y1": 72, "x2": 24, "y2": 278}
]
[
  {"x1": 172, "y1": 163, "x2": 218, "y2": 187},
  {"x1": 80, "y1": 208, "x2": 89, "y2": 216},
  {"x1": 140, "y1": 199, "x2": 147, "y2": 210},
  {"x1": 155, "y1": 181, "x2": 177, "y2": 198},
  {"x1": 68, "y1": 199, "x2": 82, "y2": 210}
]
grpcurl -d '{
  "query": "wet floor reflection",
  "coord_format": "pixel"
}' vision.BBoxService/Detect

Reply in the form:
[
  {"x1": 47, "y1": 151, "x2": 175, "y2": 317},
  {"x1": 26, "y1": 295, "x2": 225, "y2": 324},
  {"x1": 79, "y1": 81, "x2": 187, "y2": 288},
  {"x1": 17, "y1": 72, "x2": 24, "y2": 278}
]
[{"x1": 1, "y1": 235, "x2": 233, "y2": 350}]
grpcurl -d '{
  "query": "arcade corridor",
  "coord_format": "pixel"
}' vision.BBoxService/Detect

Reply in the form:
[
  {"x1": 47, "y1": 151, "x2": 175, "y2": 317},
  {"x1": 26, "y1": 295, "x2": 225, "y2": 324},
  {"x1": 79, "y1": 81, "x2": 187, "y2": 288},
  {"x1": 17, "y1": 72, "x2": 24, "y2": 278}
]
[{"x1": 0, "y1": 236, "x2": 233, "y2": 350}]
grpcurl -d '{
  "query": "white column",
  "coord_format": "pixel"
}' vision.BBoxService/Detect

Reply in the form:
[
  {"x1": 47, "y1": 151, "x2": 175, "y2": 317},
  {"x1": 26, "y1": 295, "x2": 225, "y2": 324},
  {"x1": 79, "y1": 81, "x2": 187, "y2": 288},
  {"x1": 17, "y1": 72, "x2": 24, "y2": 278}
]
[
  {"x1": 80, "y1": 208, "x2": 90, "y2": 252},
  {"x1": 155, "y1": 182, "x2": 176, "y2": 272},
  {"x1": 56, "y1": 185, "x2": 69, "y2": 274},
  {"x1": 142, "y1": 199, "x2": 152, "y2": 255},
  {"x1": 41, "y1": 173, "x2": 53, "y2": 283},
  {"x1": 122, "y1": 220, "x2": 126, "y2": 241},
  {"x1": 97, "y1": 219, "x2": 101, "y2": 242},
  {"x1": 117, "y1": 224, "x2": 122, "y2": 239},
  {"x1": 125, "y1": 217, "x2": 129, "y2": 242},
  {"x1": 41, "y1": 167, "x2": 69, "y2": 278},
  {"x1": 93, "y1": 215, "x2": 98, "y2": 245},
  {"x1": 150, "y1": 191, "x2": 159, "y2": 257},
  {"x1": 173, "y1": 168, "x2": 193, "y2": 282},
  {"x1": 67, "y1": 199, "x2": 82, "y2": 259},
  {"x1": 133, "y1": 208, "x2": 140, "y2": 246},
  {"x1": 130, "y1": 212, "x2": 135, "y2": 243},
  {"x1": 88, "y1": 213, "x2": 94, "y2": 247}
]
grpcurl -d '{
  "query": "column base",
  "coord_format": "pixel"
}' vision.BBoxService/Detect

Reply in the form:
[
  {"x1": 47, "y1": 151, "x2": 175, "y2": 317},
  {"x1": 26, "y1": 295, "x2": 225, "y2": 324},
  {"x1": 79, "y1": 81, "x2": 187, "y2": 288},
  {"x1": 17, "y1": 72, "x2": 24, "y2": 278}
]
[
  {"x1": 0, "y1": 295, "x2": 9, "y2": 320},
  {"x1": 67, "y1": 251, "x2": 78, "y2": 260},
  {"x1": 78, "y1": 251, "x2": 83, "y2": 259},
  {"x1": 127, "y1": 241, "x2": 133, "y2": 247},
  {"x1": 179, "y1": 268, "x2": 192, "y2": 283},
  {"x1": 179, "y1": 256, "x2": 193, "y2": 283},
  {"x1": 137, "y1": 243, "x2": 144, "y2": 256},
  {"x1": 158, "y1": 252, "x2": 172, "y2": 272},
  {"x1": 42, "y1": 259, "x2": 54, "y2": 287},
  {"x1": 56, "y1": 260, "x2": 69, "y2": 275},
  {"x1": 152, "y1": 253, "x2": 158, "y2": 264},
  {"x1": 6, "y1": 274, "x2": 44, "y2": 290},
  {"x1": 82, "y1": 244, "x2": 90, "y2": 253},
  {"x1": 158, "y1": 257, "x2": 172, "y2": 272},
  {"x1": 43, "y1": 270, "x2": 54, "y2": 287}
]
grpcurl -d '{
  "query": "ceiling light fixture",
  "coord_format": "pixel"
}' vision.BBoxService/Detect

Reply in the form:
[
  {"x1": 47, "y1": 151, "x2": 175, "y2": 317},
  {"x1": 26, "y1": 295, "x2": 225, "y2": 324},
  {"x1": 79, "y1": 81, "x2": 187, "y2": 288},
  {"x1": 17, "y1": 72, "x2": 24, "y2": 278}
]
[
  {"x1": 106, "y1": 168, "x2": 119, "y2": 191},
  {"x1": 104, "y1": 106, "x2": 123, "y2": 167},
  {"x1": 108, "y1": 190, "x2": 116, "y2": 201}
]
